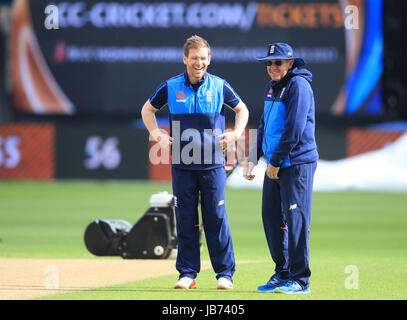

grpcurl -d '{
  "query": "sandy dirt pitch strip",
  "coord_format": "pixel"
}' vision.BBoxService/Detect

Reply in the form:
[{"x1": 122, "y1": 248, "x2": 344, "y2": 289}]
[{"x1": 0, "y1": 258, "x2": 213, "y2": 300}]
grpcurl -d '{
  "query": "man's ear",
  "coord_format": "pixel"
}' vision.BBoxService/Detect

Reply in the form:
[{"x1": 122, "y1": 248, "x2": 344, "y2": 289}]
[
  {"x1": 182, "y1": 55, "x2": 187, "y2": 65},
  {"x1": 288, "y1": 59, "x2": 294, "y2": 68}
]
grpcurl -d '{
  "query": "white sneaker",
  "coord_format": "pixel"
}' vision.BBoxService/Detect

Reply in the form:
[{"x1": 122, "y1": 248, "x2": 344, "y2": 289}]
[
  {"x1": 217, "y1": 277, "x2": 233, "y2": 290},
  {"x1": 174, "y1": 277, "x2": 197, "y2": 289}
]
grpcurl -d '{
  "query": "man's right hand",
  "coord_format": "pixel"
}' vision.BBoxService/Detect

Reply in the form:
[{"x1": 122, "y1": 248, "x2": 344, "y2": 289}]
[{"x1": 243, "y1": 161, "x2": 256, "y2": 180}]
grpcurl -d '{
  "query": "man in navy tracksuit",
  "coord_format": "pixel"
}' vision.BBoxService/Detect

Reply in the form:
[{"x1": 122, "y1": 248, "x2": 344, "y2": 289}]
[
  {"x1": 141, "y1": 35, "x2": 249, "y2": 290},
  {"x1": 244, "y1": 43, "x2": 318, "y2": 294}
]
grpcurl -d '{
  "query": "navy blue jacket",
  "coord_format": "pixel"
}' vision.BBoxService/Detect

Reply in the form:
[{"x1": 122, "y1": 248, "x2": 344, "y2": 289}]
[{"x1": 248, "y1": 67, "x2": 318, "y2": 167}]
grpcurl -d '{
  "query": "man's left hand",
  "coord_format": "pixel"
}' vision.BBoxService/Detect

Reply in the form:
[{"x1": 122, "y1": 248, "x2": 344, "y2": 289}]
[
  {"x1": 266, "y1": 163, "x2": 280, "y2": 179},
  {"x1": 218, "y1": 131, "x2": 238, "y2": 151}
]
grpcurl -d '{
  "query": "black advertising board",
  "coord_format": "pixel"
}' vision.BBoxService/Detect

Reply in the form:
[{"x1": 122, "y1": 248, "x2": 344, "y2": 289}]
[
  {"x1": 13, "y1": 0, "x2": 353, "y2": 123},
  {"x1": 55, "y1": 125, "x2": 149, "y2": 179}
]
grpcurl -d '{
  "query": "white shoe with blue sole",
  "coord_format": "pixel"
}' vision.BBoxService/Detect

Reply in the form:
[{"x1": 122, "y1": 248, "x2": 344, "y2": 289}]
[{"x1": 275, "y1": 280, "x2": 310, "y2": 294}]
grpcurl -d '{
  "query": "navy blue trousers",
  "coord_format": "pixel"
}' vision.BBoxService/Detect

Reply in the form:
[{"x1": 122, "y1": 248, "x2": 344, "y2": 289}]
[
  {"x1": 172, "y1": 167, "x2": 235, "y2": 281},
  {"x1": 262, "y1": 162, "x2": 317, "y2": 288}
]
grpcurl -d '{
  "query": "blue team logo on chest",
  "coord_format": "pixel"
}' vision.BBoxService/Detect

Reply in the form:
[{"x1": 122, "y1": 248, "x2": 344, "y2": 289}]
[{"x1": 206, "y1": 90, "x2": 213, "y2": 102}]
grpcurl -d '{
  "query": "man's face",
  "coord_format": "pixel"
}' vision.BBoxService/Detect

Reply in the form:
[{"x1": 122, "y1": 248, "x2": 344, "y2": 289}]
[
  {"x1": 266, "y1": 59, "x2": 294, "y2": 82},
  {"x1": 183, "y1": 47, "x2": 211, "y2": 84}
]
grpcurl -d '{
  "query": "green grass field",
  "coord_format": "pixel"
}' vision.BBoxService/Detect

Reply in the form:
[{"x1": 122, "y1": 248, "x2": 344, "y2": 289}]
[{"x1": 1, "y1": 181, "x2": 407, "y2": 300}]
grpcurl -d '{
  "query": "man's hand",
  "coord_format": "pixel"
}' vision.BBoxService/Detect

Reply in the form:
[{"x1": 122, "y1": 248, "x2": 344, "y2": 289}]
[
  {"x1": 266, "y1": 163, "x2": 280, "y2": 179},
  {"x1": 243, "y1": 161, "x2": 256, "y2": 180},
  {"x1": 141, "y1": 100, "x2": 174, "y2": 150},
  {"x1": 218, "y1": 100, "x2": 249, "y2": 151},
  {"x1": 217, "y1": 131, "x2": 238, "y2": 151},
  {"x1": 151, "y1": 128, "x2": 173, "y2": 151}
]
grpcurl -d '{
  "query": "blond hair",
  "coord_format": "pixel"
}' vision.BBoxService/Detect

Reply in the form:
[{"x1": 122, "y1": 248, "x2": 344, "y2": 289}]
[{"x1": 183, "y1": 35, "x2": 211, "y2": 57}]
